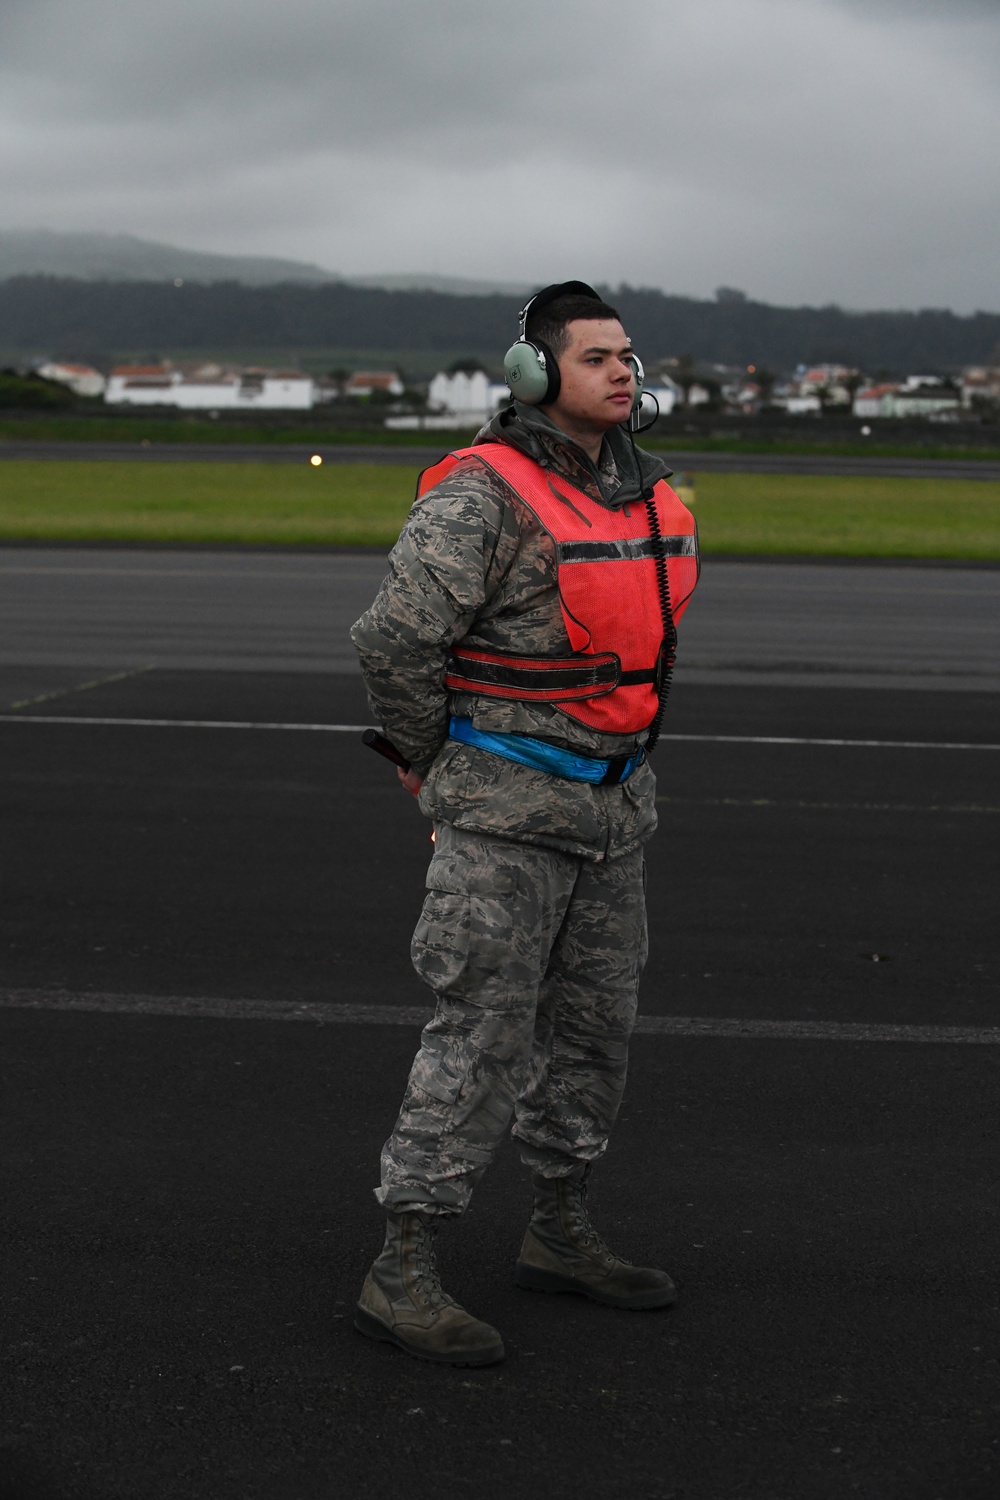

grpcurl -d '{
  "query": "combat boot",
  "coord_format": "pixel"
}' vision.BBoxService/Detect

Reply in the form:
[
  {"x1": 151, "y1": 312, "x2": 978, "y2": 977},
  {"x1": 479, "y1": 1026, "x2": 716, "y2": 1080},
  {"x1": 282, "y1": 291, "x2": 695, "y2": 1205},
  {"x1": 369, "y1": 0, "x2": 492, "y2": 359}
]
[
  {"x1": 355, "y1": 1211, "x2": 505, "y2": 1366},
  {"x1": 515, "y1": 1171, "x2": 677, "y2": 1309}
]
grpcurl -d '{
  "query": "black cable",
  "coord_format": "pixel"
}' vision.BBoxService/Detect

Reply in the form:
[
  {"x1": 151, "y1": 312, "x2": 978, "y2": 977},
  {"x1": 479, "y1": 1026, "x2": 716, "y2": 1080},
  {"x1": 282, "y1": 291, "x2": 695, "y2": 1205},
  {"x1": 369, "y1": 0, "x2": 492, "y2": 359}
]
[{"x1": 626, "y1": 427, "x2": 676, "y2": 754}]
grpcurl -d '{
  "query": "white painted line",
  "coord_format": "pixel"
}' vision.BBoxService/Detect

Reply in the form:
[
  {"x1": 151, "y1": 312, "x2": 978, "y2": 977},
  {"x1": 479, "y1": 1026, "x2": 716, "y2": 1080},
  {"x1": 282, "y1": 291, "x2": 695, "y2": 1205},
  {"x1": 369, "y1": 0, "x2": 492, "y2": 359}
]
[
  {"x1": 0, "y1": 715, "x2": 370, "y2": 732},
  {"x1": 659, "y1": 732, "x2": 1000, "y2": 751},
  {"x1": 634, "y1": 1015, "x2": 1000, "y2": 1044},
  {"x1": 0, "y1": 715, "x2": 997, "y2": 751},
  {"x1": 2, "y1": 990, "x2": 998, "y2": 1044}
]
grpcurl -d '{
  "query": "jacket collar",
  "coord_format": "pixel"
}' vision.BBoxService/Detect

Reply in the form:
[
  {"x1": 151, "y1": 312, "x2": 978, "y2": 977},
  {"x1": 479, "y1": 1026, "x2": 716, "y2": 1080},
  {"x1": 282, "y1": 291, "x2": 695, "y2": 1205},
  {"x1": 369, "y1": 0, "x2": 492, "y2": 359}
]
[{"x1": 473, "y1": 401, "x2": 672, "y2": 510}]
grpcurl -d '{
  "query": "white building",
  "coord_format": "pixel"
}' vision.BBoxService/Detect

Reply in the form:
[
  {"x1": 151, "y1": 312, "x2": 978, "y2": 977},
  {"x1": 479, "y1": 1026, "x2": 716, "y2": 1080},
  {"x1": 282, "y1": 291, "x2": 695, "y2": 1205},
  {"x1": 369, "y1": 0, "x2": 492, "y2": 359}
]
[
  {"x1": 783, "y1": 394, "x2": 822, "y2": 415},
  {"x1": 884, "y1": 385, "x2": 960, "y2": 420},
  {"x1": 36, "y1": 362, "x2": 106, "y2": 398},
  {"x1": 429, "y1": 369, "x2": 487, "y2": 415},
  {"x1": 105, "y1": 363, "x2": 314, "y2": 410},
  {"x1": 642, "y1": 376, "x2": 681, "y2": 417},
  {"x1": 385, "y1": 371, "x2": 509, "y2": 431}
]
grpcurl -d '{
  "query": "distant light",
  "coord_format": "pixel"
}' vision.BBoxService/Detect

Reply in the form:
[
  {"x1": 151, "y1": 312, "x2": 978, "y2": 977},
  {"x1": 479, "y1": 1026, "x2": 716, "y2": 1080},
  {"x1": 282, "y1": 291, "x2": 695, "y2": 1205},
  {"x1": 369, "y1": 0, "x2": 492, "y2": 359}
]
[
  {"x1": 310, "y1": 454, "x2": 323, "y2": 466},
  {"x1": 173, "y1": 277, "x2": 184, "y2": 287},
  {"x1": 861, "y1": 425, "x2": 871, "y2": 436},
  {"x1": 747, "y1": 364, "x2": 756, "y2": 374}
]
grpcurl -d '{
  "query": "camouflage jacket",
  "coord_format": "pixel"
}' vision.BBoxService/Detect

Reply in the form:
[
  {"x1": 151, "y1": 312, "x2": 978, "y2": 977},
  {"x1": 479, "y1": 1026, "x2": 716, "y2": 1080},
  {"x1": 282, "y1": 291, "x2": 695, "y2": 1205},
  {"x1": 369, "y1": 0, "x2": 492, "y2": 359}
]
[{"x1": 350, "y1": 401, "x2": 680, "y2": 862}]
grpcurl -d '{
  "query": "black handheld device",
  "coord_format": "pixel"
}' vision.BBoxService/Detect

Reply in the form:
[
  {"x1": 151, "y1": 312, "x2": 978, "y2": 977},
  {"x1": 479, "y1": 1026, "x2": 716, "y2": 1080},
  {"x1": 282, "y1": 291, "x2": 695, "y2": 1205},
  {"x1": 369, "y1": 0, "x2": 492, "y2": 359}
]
[{"x1": 362, "y1": 729, "x2": 411, "y2": 773}]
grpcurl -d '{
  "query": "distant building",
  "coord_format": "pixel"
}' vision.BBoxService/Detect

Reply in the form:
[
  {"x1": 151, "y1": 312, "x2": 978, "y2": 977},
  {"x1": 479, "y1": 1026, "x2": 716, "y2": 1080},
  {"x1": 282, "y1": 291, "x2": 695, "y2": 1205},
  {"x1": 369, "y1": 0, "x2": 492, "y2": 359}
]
[
  {"x1": 852, "y1": 380, "x2": 960, "y2": 420},
  {"x1": 312, "y1": 376, "x2": 342, "y2": 404},
  {"x1": 721, "y1": 378, "x2": 761, "y2": 415},
  {"x1": 105, "y1": 362, "x2": 314, "y2": 409},
  {"x1": 853, "y1": 383, "x2": 900, "y2": 418},
  {"x1": 105, "y1": 364, "x2": 177, "y2": 402},
  {"x1": 798, "y1": 364, "x2": 854, "y2": 391},
  {"x1": 960, "y1": 367, "x2": 1000, "y2": 410},
  {"x1": 685, "y1": 382, "x2": 714, "y2": 408},
  {"x1": 427, "y1": 370, "x2": 507, "y2": 423},
  {"x1": 344, "y1": 371, "x2": 404, "y2": 398},
  {"x1": 36, "y1": 361, "x2": 106, "y2": 398},
  {"x1": 787, "y1": 364, "x2": 859, "y2": 409},
  {"x1": 642, "y1": 374, "x2": 682, "y2": 416},
  {"x1": 883, "y1": 384, "x2": 960, "y2": 420},
  {"x1": 771, "y1": 377, "x2": 821, "y2": 414},
  {"x1": 783, "y1": 394, "x2": 822, "y2": 415}
]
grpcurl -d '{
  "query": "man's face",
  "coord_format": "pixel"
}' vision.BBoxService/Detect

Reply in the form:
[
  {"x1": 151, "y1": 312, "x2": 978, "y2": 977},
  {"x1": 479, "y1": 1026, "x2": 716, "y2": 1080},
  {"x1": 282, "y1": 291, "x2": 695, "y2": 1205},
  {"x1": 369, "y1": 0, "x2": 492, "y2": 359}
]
[{"x1": 545, "y1": 318, "x2": 636, "y2": 433}]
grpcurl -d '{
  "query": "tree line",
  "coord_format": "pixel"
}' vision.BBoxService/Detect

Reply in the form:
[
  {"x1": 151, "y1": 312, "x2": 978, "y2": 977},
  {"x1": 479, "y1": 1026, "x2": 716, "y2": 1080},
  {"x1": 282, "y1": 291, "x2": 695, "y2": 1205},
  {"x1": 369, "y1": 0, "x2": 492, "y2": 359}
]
[{"x1": 2, "y1": 275, "x2": 999, "y2": 375}]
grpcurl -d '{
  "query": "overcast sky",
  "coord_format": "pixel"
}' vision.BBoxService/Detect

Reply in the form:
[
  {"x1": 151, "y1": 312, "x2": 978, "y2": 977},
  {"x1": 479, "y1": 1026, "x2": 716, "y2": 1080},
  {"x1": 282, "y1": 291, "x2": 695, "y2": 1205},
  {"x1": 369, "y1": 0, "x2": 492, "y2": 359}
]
[{"x1": 2, "y1": 0, "x2": 998, "y2": 311}]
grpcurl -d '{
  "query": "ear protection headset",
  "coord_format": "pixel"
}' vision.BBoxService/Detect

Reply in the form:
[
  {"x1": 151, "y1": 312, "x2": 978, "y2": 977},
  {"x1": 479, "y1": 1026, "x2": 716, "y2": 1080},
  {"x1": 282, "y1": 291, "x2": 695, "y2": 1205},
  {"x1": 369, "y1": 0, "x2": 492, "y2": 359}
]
[{"x1": 503, "y1": 279, "x2": 644, "y2": 415}]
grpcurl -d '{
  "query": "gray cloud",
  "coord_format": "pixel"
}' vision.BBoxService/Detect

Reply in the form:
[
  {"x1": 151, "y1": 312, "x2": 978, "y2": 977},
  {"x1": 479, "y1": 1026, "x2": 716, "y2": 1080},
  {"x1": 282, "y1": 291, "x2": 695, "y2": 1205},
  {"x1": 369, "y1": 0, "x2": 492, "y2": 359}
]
[{"x1": 0, "y1": 0, "x2": 998, "y2": 310}]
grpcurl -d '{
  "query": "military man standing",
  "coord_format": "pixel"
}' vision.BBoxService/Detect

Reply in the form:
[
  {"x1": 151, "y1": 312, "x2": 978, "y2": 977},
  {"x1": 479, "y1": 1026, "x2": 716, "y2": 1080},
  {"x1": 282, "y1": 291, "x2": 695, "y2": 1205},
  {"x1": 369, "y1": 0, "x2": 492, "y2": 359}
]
[{"x1": 351, "y1": 282, "x2": 698, "y2": 1366}]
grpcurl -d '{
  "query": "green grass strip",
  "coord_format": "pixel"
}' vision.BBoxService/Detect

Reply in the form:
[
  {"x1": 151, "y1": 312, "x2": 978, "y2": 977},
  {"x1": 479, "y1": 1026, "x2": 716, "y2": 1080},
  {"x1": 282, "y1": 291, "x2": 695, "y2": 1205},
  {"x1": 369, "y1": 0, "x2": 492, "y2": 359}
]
[
  {"x1": 689, "y1": 472, "x2": 1000, "y2": 559},
  {"x1": 0, "y1": 461, "x2": 998, "y2": 558}
]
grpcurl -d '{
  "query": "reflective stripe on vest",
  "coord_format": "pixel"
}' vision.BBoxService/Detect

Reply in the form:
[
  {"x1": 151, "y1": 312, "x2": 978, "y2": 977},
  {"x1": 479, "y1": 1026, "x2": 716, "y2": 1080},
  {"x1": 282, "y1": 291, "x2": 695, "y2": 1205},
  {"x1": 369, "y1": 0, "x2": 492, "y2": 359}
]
[{"x1": 416, "y1": 444, "x2": 699, "y2": 735}]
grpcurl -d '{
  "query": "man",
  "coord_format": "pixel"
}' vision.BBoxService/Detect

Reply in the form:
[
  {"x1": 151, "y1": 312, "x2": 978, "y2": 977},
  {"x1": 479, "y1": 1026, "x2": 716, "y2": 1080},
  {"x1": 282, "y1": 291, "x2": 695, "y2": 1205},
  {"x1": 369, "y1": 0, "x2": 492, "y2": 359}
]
[{"x1": 351, "y1": 282, "x2": 698, "y2": 1367}]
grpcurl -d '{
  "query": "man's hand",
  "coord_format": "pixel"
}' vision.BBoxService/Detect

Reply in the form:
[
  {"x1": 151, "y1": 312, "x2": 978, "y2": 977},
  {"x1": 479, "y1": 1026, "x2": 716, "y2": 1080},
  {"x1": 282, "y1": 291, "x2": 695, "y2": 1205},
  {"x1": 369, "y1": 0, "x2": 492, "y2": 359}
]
[{"x1": 397, "y1": 765, "x2": 424, "y2": 798}]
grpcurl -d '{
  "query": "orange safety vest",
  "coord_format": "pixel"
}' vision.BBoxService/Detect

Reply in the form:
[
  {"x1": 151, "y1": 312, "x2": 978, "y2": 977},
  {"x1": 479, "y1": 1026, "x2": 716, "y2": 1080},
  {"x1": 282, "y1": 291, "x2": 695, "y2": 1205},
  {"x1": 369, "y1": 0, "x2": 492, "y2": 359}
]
[{"x1": 417, "y1": 444, "x2": 699, "y2": 735}]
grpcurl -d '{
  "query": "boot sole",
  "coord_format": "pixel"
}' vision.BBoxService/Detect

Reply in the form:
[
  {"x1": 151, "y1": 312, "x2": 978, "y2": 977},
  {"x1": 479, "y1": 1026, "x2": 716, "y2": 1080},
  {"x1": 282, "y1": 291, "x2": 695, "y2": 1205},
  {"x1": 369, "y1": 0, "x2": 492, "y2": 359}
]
[
  {"x1": 353, "y1": 1306, "x2": 505, "y2": 1366},
  {"x1": 514, "y1": 1263, "x2": 678, "y2": 1310}
]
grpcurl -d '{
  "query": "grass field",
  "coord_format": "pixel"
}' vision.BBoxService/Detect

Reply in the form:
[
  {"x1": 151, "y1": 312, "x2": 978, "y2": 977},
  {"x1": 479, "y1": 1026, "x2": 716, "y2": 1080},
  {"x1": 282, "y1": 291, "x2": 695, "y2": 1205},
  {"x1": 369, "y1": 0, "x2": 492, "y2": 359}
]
[{"x1": 1, "y1": 459, "x2": 998, "y2": 559}]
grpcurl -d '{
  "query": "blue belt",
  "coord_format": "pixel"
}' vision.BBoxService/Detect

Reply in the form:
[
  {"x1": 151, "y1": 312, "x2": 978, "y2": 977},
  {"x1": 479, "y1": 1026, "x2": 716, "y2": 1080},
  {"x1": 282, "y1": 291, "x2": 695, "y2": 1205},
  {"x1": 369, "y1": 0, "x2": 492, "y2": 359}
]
[{"x1": 448, "y1": 716, "x2": 645, "y2": 786}]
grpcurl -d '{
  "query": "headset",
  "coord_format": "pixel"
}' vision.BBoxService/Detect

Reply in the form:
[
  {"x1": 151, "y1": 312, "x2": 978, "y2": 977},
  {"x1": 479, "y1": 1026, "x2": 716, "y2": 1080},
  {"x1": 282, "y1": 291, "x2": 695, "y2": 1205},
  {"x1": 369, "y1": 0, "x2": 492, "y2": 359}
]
[{"x1": 503, "y1": 280, "x2": 645, "y2": 419}]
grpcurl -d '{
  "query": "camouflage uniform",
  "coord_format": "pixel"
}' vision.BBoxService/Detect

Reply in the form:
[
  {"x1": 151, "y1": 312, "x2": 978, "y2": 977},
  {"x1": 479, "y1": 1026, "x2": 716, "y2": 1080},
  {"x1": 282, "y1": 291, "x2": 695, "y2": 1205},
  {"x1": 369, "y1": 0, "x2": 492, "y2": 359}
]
[{"x1": 351, "y1": 401, "x2": 685, "y2": 1215}]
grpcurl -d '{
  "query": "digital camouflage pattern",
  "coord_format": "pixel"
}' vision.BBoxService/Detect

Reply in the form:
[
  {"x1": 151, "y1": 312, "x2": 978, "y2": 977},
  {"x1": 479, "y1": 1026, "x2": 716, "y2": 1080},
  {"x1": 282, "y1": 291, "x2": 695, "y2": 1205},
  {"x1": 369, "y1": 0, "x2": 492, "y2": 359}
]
[
  {"x1": 350, "y1": 400, "x2": 683, "y2": 862},
  {"x1": 352, "y1": 400, "x2": 686, "y2": 1218},
  {"x1": 377, "y1": 823, "x2": 647, "y2": 1216}
]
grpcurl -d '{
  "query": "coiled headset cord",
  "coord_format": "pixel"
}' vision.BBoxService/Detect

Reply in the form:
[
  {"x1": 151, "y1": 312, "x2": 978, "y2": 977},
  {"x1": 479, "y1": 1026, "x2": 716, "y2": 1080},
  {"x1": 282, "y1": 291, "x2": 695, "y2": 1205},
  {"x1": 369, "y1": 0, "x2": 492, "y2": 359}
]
[{"x1": 628, "y1": 426, "x2": 677, "y2": 754}]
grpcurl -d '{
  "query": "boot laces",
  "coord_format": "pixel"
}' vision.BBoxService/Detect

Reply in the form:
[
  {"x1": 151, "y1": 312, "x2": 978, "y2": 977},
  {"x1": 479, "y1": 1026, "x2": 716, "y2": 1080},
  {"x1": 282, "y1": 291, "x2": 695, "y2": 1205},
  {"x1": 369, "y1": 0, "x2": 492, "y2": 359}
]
[
  {"x1": 564, "y1": 1182, "x2": 621, "y2": 1267},
  {"x1": 409, "y1": 1220, "x2": 452, "y2": 1312}
]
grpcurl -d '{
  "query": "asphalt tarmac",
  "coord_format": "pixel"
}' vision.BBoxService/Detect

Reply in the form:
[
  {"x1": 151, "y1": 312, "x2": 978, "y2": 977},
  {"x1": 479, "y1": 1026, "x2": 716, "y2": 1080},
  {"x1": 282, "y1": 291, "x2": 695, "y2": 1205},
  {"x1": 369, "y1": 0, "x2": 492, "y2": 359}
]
[{"x1": 2, "y1": 550, "x2": 998, "y2": 1500}]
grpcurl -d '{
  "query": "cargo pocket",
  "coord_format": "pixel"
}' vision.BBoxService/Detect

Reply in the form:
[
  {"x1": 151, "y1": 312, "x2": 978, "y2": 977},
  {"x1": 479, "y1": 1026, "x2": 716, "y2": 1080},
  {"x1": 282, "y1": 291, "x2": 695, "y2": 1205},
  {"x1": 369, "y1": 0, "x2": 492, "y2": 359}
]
[{"x1": 410, "y1": 852, "x2": 517, "y2": 1002}]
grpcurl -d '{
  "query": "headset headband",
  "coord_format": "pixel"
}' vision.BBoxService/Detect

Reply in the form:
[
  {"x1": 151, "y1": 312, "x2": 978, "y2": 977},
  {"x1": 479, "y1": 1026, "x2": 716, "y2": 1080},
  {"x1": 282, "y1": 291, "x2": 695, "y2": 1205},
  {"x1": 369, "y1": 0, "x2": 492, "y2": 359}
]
[{"x1": 517, "y1": 280, "x2": 601, "y2": 341}]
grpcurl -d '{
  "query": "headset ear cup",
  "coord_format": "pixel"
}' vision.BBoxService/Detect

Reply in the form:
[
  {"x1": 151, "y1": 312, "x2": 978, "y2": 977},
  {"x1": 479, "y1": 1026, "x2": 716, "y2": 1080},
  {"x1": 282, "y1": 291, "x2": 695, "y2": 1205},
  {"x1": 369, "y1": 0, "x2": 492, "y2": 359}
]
[
  {"x1": 631, "y1": 353, "x2": 645, "y2": 411},
  {"x1": 503, "y1": 340, "x2": 559, "y2": 405},
  {"x1": 536, "y1": 340, "x2": 560, "y2": 404}
]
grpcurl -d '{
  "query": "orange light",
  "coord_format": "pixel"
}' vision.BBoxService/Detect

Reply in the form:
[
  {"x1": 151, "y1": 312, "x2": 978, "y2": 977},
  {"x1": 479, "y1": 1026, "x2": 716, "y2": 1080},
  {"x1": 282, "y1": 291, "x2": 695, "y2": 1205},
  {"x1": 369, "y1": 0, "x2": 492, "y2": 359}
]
[
  {"x1": 747, "y1": 364, "x2": 756, "y2": 374},
  {"x1": 310, "y1": 454, "x2": 323, "y2": 467}
]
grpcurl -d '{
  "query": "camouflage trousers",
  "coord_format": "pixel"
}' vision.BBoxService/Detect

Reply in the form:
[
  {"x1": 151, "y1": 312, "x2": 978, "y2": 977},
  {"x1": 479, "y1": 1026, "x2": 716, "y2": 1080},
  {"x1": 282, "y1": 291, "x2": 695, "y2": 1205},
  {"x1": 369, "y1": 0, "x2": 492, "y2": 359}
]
[{"x1": 377, "y1": 822, "x2": 648, "y2": 1217}]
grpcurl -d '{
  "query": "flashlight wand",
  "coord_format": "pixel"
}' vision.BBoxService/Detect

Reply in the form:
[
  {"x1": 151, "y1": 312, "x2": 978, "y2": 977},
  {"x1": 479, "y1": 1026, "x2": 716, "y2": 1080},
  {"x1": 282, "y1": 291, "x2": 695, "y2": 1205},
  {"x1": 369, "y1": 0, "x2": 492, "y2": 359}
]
[{"x1": 362, "y1": 729, "x2": 411, "y2": 773}]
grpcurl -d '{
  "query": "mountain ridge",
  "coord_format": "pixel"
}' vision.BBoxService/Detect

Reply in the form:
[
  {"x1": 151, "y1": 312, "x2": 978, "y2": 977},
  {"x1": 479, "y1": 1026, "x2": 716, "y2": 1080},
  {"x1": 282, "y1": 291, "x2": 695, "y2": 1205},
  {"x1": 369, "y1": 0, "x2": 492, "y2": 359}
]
[{"x1": 0, "y1": 230, "x2": 531, "y2": 298}]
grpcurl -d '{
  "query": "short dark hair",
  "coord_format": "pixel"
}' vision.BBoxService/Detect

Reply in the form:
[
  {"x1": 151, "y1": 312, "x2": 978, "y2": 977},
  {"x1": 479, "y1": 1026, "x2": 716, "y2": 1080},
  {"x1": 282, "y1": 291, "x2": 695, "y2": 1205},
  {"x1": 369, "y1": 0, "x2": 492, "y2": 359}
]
[{"x1": 526, "y1": 293, "x2": 621, "y2": 356}]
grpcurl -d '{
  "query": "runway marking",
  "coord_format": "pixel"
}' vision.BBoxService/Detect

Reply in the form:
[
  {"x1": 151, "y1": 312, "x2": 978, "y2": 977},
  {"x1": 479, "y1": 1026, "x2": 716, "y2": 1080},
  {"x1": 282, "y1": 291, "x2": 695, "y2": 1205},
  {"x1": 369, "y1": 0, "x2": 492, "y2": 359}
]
[
  {"x1": 1, "y1": 715, "x2": 997, "y2": 751},
  {"x1": 8, "y1": 666, "x2": 154, "y2": 711},
  {"x1": 2, "y1": 990, "x2": 998, "y2": 1044},
  {"x1": 0, "y1": 564, "x2": 373, "y2": 579},
  {"x1": 659, "y1": 732, "x2": 1000, "y2": 751},
  {"x1": 0, "y1": 715, "x2": 372, "y2": 732},
  {"x1": 657, "y1": 796, "x2": 1000, "y2": 814}
]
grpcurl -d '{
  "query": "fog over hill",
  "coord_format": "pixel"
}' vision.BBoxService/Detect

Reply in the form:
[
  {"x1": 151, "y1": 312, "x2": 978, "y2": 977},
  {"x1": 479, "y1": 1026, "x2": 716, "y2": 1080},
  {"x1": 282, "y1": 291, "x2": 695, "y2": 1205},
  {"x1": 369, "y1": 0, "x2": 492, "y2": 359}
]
[
  {"x1": 0, "y1": 231, "x2": 530, "y2": 297},
  {"x1": 0, "y1": 230, "x2": 336, "y2": 287}
]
